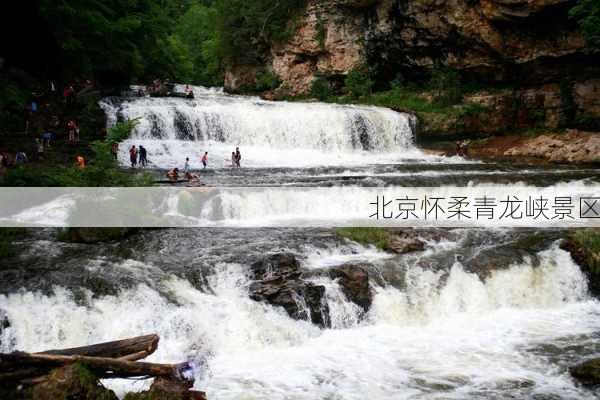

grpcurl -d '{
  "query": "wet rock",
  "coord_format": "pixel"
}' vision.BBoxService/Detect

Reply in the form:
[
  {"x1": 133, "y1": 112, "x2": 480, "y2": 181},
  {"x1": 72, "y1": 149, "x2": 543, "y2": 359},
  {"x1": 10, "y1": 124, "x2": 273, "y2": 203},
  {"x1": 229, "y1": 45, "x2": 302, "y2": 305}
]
[
  {"x1": 124, "y1": 378, "x2": 206, "y2": 400},
  {"x1": 386, "y1": 236, "x2": 425, "y2": 255},
  {"x1": 57, "y1": 228, "x2": 140, "y2": 244},
  {"x1": 249, "y1": 253, "x2": 330, "y2": 327},
  {"x1": 31, "y1": 363, "x2": 118, "y2": 400},
  {"x1": 250, "y1": 252, "x2": 301, "y2": 280},
  {"x1": 570, "y1": 358, "x2": 600, "y2": 385},
  {"x1": 328, "y1": 264, "x2": 372, "y2": 312},
  {"x1": 462, "y1": 231, "x2": 559, "y2": 280}
]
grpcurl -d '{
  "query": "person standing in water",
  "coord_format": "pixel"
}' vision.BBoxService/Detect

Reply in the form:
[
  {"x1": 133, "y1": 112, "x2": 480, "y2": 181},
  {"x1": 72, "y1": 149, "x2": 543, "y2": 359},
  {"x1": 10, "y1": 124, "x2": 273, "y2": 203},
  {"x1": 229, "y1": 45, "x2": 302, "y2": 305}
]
[
  {"x1": 235, "y1": 147, "x2": 241, "y2": 168},
  {"x1": 129, "y1": 145, "x2": 137, "y2": 168},
  {"x1": 139, "y1": 145, "x2": 148, "y2": 167},
  {"x1": 201, "y1": 152, "x2": 208, "y2": 169}
]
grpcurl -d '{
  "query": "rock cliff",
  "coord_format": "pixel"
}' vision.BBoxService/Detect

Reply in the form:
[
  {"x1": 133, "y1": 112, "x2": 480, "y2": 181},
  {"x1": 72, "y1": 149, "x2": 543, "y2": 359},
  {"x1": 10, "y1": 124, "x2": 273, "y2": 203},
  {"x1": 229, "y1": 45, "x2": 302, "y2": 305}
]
[{"x1": 224, "y1": 0, "x2": 600, "y2": 135}]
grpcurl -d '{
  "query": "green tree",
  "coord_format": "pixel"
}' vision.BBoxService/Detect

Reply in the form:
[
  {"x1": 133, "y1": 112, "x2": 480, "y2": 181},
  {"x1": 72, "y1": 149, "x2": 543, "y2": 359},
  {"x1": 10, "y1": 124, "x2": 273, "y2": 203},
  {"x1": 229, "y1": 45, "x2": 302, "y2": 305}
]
[
  {"x1": 214, "y1": 0, "x2": 306, "y2": 65},
  {"x1": 570, "y1": 0, "x2": 600, "y2": 49},
  {"x1": 428, "y1": 65, "x2": 462, "y2": 105},
  {"x1": 38, "y1": 0, "x2": 194, "y2": 84},
  {"x1": 310, "y1": 77, "x2": 332, "y2": 100},
  {"x1": 174, "y1": 3, "x2": 223, "y2": 85},
  {"x1": 345, "y1": 65, "x2": 374, "y2": 98}
]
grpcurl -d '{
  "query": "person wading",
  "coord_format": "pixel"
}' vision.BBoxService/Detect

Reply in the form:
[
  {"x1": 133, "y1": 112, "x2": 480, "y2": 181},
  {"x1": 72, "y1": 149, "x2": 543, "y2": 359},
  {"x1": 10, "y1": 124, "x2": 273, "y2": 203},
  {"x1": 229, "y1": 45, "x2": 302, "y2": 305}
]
[
  {"x1": 129, "y1": 145, "x2": 138, "y2": 168},
  {"x1": 201, "y1": 152, "x2": 208, "y2": 169},
  {"x1": 139, "y1": 145, "x2": 148, "y2": 167},
  {"x1": 235, "y1": 147, "x2": 241, "y2": 168}
]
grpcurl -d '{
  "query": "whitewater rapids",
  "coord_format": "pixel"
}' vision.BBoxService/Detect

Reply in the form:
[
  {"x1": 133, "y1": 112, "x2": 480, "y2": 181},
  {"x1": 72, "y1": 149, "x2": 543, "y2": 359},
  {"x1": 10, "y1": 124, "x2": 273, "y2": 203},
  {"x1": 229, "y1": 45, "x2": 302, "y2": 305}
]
[{"x1": 0, "y1": 230, "x2": 598, "y2": 399}]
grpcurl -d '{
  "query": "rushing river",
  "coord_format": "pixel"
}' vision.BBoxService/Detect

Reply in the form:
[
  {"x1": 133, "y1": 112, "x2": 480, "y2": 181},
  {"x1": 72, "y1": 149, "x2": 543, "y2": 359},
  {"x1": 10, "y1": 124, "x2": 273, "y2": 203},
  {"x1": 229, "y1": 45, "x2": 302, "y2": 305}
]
[{"x1": 1, "y1": 87, "x2": 599, "y2": 399}]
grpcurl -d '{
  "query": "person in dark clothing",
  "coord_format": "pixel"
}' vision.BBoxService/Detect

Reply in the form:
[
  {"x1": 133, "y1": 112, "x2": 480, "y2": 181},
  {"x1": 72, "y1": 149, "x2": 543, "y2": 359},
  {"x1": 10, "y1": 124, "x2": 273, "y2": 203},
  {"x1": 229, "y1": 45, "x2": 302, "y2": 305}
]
[
  {"x1": 139, "y1": 145, "x2": 148, "y2": 167},
  {"x1": 111, "y1": 142, "x2": 119, "y2": 160},
  {"x1": 235, "y1": 147, "x2": 241, "y2": 168}
]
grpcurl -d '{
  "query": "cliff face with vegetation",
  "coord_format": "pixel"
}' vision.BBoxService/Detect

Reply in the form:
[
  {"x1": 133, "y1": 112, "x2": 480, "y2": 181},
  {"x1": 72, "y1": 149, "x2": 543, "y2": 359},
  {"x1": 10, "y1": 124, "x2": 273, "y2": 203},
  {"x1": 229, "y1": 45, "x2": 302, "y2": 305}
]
[{"x1": 224, "y1": 0, "x2": 600, "y2": 138}]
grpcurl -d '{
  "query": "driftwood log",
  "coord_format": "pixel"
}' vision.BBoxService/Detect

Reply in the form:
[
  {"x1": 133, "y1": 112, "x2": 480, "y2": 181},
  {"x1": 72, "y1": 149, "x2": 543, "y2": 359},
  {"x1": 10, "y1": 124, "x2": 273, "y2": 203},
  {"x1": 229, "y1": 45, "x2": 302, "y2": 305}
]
[{"x1": 0, "y1": 334, "x2": 187, "y2": 385}]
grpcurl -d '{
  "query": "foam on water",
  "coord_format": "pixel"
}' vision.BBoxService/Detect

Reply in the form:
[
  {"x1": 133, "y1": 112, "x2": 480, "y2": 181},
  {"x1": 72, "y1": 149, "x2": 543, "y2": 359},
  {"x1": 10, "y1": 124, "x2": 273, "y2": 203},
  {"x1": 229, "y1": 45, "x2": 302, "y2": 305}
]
[{"x1": 1, "y1": 243, "x2": 598, "y2": 399}]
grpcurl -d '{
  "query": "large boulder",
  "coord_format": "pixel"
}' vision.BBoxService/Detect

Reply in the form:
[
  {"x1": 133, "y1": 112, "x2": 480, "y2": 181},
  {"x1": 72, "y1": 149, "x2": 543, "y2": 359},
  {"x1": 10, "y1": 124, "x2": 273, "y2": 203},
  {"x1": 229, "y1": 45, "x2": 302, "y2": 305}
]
[
  {"x1": 570, "y1": 358, "x2": 600, "y2": 385},
  {"x1": 328, "y1": 264, "x2": 372, "y2": 312},
  {"x1": 250, "y1": 252, "x2": 301, "y2": 280},
  {"x1": 249, "y1": 253, "x2": 330, "y2": 327},
  {"x1": 386, "y1": 236, "x2": 426, "y2": 254}
]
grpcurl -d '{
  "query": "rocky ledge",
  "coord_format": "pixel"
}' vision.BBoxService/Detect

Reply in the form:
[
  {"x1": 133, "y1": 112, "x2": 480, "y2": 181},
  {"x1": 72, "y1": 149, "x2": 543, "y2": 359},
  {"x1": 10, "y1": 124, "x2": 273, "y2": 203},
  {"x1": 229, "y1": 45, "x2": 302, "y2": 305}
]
[{"x1": 503, "y1": 130, "x2": 600, "y2": 163}]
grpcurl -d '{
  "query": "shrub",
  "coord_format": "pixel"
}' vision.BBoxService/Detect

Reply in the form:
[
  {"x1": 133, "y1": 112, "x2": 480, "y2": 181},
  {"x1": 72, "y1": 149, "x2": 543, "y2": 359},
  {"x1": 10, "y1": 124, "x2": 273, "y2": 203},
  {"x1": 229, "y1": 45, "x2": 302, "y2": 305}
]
[
  {"x1": 310, "y1": 77, "x2": 333, "y2": 100},
  {"x1": 315, "y1": 17, "x2": 327, "y2": 50},
  {"x1": 344, "y1": 65, "x2": 374, "y2": 98},
  {"x1": 255, "y1": 70, "x2": 281, "y2": 91},
  {"x1": 570, "y1": 0, "x2": 600, "y2": 49},
  {"x1": 428, "y1": 65, "x2": 463, "y2": 105}
]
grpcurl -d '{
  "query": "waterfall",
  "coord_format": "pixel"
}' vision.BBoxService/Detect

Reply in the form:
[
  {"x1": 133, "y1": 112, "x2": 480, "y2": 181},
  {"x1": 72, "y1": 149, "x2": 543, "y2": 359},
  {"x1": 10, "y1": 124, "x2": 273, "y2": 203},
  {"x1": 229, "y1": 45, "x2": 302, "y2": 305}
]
[{"x1": 100, "y1": 86, "x2": 420, "y2": 169}]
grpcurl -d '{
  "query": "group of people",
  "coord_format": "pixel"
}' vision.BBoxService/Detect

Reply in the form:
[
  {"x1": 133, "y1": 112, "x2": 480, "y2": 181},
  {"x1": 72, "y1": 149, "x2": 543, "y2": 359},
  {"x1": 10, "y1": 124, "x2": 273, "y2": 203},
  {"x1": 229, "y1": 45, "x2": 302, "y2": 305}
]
[
  {"x1": 128, "y1": 145, "x2": 148, "y2": 168},
  {"x1": 229, "y1": 147, "x2": 242, "y2": 168},
  {"x1": 197, "y1": 147, "x2": 242, "y2": 169}
]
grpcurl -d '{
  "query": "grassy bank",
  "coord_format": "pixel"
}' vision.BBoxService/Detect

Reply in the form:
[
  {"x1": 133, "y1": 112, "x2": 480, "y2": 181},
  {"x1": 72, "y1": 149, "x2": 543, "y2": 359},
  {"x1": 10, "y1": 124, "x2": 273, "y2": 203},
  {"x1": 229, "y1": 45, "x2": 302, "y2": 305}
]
[{"x1": 336, "y1": 227, "x2": 393, "y2": 250}]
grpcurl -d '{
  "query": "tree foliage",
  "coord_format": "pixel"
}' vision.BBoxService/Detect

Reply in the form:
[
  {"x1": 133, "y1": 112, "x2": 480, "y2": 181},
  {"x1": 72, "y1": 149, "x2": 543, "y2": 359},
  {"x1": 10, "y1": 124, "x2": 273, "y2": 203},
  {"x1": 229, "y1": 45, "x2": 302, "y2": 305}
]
[
  {"x1": 310, "y1": 77, "x2": 332, "y2": 100},
  {"x1": 570, "y1": 0, "x2": 600, "y2": 49},
  {"x1": 428, "y1": 65, "x2": 462, "y2": 106},
  {"x1": 24, "y1": 0, "x2": 307, "y2": 86},
  {"x1": 214, "y1": 0, "x2": 306, "y2": 65},
  {"x1": 344, "y1": 66, "x2": 374, "y2": 98},
  {"x1": 38, "y1": 0, "x2": 196, "y2": 83}
]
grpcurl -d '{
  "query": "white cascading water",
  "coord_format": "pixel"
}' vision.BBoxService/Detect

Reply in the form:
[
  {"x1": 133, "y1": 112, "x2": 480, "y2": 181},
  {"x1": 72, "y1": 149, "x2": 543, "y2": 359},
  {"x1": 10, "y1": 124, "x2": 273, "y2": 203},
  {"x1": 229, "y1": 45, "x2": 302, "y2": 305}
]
[
  {"x1": 100, "y1": 86, "x2": 427, "y2": 169},
  {"x1": 1, "y1": 240, "x2": 598, "y2": 399}
]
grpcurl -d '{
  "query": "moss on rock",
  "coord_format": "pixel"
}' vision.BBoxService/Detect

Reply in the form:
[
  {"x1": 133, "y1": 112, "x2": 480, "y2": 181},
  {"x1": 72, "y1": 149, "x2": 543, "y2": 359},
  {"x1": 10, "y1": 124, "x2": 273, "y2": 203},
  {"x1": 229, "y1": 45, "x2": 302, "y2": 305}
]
[
  {"x1": 31, "y1": 363, "x2": 118, "y2": 400},
  {"x1": 561, "y1": 228, "x2": 600, "y2": 297}
]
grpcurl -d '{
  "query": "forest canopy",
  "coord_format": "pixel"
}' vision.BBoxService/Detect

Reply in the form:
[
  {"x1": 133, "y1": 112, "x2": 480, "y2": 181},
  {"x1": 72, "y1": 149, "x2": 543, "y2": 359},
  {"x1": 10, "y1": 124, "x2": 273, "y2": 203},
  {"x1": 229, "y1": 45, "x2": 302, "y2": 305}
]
[{"x1": 3, "y1": 0, "x2": 306, "y2": 88}]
